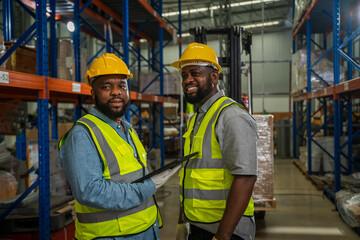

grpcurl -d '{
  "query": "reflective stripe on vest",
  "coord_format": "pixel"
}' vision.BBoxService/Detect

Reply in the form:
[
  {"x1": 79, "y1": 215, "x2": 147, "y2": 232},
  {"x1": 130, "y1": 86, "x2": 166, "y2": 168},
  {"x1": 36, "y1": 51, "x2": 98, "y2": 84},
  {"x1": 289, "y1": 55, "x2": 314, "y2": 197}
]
[
  {"x1": 61, "y1": 114, "x2": 158, "y2": 239},
  {"x1": 180, "y1": 97, "x2": 254, "y2": 224}
]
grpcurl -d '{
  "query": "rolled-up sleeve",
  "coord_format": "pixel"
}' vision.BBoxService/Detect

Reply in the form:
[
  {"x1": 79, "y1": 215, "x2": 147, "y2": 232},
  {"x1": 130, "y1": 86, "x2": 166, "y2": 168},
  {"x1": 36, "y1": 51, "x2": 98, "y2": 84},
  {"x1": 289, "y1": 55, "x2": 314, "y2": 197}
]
[
  {"x1": 215, "y1": 106, "x2": 258, "y2": 176},
  {"x1": 59, "y1": 124, "x2": 157, "y2": 210}
]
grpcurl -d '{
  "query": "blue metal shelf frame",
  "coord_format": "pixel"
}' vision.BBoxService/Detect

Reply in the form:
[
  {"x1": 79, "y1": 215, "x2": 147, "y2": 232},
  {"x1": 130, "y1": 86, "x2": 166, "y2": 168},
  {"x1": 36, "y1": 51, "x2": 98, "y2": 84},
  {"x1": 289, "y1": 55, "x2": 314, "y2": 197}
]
[
  {"x1": 292, "y1": 0, "x2": 360, "y2": 192},
  {"x1": 0, "y1": 0, "x2": 51, "y2": 238}
]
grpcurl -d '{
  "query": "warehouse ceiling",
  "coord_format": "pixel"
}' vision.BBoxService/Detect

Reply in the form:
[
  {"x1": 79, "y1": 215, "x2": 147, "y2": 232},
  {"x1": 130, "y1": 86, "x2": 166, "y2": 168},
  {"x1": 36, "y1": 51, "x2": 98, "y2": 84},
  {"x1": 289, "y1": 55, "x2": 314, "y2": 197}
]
[
  {"x1": 41, "y1": 0, "x2": 293, "y2": 43},
  {"x1": 161, "y1": 0, "x2": 293, "y2": 35}
]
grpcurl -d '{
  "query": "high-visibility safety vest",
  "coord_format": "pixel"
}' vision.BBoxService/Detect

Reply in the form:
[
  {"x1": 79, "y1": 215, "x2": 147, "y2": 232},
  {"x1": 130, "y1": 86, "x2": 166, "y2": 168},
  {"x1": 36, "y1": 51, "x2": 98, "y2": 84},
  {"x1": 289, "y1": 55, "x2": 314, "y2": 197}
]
[
  {"x1": 59, "y1": 114, "x2": 159, "y2": 240},
  {"x1": 186, "y1": 102, "x2": 195, "y2": 114},
  {"x1": 180, "y1": 96, "x2": 254, "y2": 223}
]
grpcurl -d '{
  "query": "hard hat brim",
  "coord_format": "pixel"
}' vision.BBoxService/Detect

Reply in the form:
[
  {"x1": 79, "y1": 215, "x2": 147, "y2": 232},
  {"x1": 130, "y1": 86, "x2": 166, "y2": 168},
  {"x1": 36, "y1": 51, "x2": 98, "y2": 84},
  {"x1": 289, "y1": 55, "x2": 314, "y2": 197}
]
[
  {"x1": 85, "y1": 73, "x2": 133, "y2": 87},
  {"x1": 170, "y1": 59, "x2": 222, "y2": 73}
]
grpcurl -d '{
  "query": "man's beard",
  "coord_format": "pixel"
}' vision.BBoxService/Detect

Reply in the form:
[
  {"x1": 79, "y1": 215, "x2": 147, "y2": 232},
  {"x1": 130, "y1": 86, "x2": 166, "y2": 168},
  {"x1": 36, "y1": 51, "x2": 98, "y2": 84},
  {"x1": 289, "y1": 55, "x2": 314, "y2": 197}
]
[
  {"x1": 95, "y1": 96, "x2": 130, "y2": 119},
  {"x1": 184, "y1": 75, "x2": 212, "y2": 104}
]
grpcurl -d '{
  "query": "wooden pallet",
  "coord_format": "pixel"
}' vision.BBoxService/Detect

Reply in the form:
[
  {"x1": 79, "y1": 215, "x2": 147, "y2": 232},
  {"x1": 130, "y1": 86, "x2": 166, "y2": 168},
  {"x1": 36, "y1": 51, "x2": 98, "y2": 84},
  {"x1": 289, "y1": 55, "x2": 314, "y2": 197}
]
[
  {"x1": 293, "y1": 159, "x2": 330, "y2": 190},
  {"x1": 293, "y1": 158, "x2": 309, "y2": 178},
  {"x1": 254, "y1": 198, "x2": 277, "y2": 211}
]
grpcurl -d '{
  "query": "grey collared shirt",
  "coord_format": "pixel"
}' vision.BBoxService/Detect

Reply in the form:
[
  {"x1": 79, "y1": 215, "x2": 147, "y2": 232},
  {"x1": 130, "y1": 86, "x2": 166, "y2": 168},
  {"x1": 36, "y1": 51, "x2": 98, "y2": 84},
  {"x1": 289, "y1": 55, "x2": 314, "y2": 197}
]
[{"x1": 187, "y1": 90, "x2": 258, "y2": 240}]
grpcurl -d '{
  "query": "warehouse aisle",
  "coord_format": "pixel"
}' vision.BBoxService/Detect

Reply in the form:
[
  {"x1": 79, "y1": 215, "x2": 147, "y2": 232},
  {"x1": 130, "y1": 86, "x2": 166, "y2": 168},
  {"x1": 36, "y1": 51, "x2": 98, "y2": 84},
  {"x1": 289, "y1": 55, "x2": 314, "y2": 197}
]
[{"x1": 156, "y1": 157, "x2": 360, "y2": 240}]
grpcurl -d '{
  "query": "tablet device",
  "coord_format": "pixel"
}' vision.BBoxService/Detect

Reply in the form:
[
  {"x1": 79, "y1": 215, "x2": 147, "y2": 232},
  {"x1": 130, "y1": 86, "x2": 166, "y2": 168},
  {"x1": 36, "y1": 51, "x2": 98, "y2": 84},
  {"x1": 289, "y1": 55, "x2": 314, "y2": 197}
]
[{"x1": 132, "y1": 152, "x2": 198, "y2": 183}]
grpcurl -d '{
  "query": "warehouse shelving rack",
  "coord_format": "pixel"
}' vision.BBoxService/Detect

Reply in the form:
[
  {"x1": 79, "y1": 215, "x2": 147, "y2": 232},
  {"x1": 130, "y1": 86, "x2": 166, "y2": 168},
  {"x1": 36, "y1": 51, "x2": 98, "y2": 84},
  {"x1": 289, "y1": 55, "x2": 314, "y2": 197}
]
[
  {"x1": 292, "y1": 0, "x2": 360, "y2": 193},
  {"x1": 0, "y1": 0, "x2": 179, "y2": 239}
]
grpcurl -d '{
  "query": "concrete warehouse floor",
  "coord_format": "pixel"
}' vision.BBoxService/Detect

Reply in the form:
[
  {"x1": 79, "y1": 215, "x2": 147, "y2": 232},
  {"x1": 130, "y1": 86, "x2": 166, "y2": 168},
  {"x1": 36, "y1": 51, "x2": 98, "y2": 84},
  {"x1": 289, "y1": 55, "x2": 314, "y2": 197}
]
[{"x1": 156, "y1": 158, "x2": 360, "y2": 240}]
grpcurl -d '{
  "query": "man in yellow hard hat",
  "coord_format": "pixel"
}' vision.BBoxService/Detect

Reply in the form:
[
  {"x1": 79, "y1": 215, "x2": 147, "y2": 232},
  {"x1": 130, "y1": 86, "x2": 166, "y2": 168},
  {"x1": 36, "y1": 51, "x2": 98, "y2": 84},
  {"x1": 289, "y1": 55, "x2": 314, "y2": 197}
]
[
  {"x1": 59, "y1": 53, "x2": 180, "y2": 240},
  {"x1": 171, "y1": 43, "x2": 258, "y2": 240}
]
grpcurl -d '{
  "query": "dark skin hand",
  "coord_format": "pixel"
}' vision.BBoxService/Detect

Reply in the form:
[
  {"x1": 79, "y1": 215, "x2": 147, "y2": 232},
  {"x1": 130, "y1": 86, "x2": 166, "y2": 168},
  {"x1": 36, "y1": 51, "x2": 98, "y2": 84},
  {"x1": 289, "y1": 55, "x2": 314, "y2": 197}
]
[{"x1": 214, "y1": 175, "x2": 257, "y2": 240}]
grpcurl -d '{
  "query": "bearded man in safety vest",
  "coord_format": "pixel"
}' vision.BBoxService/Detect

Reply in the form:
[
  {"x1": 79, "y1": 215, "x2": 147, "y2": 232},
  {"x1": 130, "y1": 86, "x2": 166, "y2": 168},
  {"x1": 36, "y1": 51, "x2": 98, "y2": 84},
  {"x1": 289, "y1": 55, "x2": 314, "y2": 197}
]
[
  {"x1": 59, "y1": 53, "x2": 180, "y2": 240},
  {"x1": 171, "y1": 43, "x2": 258, "y2": 240}
]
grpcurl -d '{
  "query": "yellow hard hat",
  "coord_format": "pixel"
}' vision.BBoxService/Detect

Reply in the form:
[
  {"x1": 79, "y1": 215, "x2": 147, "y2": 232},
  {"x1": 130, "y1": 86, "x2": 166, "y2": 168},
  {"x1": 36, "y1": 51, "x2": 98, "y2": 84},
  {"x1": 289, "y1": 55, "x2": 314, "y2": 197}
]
[
  {"x1": 85, "y1": 53, "x2": 133, "y2": 86},
  {"x1": 170, "y1": 42, "x2": 222, "y2": 73}
]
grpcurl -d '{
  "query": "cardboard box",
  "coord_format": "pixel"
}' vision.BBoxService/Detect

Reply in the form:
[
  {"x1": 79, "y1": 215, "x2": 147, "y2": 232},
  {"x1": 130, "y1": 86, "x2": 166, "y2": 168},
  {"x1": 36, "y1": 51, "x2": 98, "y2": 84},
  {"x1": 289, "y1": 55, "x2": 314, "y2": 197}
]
[{"x1": 5, "y1": 42, "x2": 37, "y2": 75}]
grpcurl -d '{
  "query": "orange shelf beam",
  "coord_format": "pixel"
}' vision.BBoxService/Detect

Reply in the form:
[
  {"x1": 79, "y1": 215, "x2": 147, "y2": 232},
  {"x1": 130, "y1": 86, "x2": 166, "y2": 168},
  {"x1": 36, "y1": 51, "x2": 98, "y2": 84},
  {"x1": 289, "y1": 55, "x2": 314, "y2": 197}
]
[
  {"x1": 335, "y1": 78, "x2": 360, "y2": 94},
  {"x1": 307, "y1": 86, "x2": 334, "y2": 99},
  {"x1": 0, "y1": 70, "x2": 44, "y2": 90},
  {"x1": 48, "y1": 78, "x2": 91, "y2": 95}
]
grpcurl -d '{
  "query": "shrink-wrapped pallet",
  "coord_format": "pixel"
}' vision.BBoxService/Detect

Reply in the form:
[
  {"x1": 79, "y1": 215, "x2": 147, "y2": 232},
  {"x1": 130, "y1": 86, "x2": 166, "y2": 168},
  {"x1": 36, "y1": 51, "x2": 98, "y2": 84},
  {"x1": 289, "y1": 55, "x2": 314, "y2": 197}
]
[
  {"x1": 253, "y1": 115, "x2": 274, "y2": 201},
  {"x1": 336, "y1": 189, "x2": 360, "y2": 227},
  {"x1": 292, "y1": 49, "x2": 346, "y2": 94},
  {"x1": 139, "y1": 71, "x2": 180, "y2": 95},
  {"x1": 293, "y1": 0, "x2": 309, "y2": 27}
]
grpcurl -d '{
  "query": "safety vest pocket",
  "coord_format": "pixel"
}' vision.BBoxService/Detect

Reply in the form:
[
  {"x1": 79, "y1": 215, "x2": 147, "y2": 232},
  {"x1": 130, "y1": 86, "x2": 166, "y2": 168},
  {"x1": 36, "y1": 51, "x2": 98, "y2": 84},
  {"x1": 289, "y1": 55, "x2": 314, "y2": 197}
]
[
  {"x1": 115, "y1": 145, "x2": 142, "y2": 175},
  {"x1": 118, "y1": 209, "x2": 150, "y2": 232},
  {"x1": 192, "y1": 198, "x2": 226, "y2": 209},
  {"x1": 189, "y1": 169, "x2": 225, "y2": 189}
]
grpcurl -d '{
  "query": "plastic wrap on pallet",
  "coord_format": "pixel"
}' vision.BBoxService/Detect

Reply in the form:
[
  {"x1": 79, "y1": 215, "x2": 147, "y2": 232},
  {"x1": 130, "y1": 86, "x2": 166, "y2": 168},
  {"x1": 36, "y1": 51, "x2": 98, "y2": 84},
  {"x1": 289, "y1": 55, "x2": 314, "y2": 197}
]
[
  {"x1": 293, "y1": 0, "x2": 309, "y2": 27},
  {"x1": 292, "y1": 49, "x2": 346, "y2": 94},
  {"x1": 300, "y1": 137, "x2": 323, "y2": 171},
  {"x1": 0, "y1": 171, "x2": 17, "y2": 202},
  {"x1": 28, "y1": 141, "x2": 69, "y2": 196},
  {"x1": 139, "y1": 71, "x2": 180, "y2": 95},
  {"x1": 336, "y1": 189, "x2": 360, "y2": 228},
  {"x1": 300, "y1": 136, "x2": 349, "y2": 172},
  {"x1": 252, "y1": 115, "x2": 274, "y2": 201}
]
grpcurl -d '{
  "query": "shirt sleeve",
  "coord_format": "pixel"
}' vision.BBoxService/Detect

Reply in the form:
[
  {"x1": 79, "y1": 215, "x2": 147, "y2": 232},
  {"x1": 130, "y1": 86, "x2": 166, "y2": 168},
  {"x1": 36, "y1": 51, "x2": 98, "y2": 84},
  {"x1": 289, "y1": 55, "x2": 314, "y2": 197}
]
[
  {"x1": 215, "y1": 105, "x2": 258, "y2": 176},
  {"x1": 59, "y1": 124, "x2": 157, "y2": 210}
]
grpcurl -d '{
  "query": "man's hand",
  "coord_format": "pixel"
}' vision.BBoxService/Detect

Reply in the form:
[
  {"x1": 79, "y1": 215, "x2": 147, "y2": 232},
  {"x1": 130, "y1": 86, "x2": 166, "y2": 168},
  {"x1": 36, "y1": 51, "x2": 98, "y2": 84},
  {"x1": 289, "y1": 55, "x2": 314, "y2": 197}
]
[
  {"x1": 175, "y1": 222, "x2": 189, "y2": 240},
  {"x1": 68, "y1": 200, "x2": 76, "y2": 221},
  {"x1": 150, "y1": 165, "x2": 181, "y2": 189}
]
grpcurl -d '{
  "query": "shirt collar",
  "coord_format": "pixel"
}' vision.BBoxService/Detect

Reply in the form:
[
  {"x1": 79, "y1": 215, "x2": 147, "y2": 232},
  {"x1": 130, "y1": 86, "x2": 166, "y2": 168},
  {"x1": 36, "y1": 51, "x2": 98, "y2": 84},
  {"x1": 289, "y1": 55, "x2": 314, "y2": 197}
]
[
  {"x1": 89, "y1": 106, "x2": 132, "y2": 131},
  {"x1": 198, "y1": 90, "x2": 226, "y2": 114}
]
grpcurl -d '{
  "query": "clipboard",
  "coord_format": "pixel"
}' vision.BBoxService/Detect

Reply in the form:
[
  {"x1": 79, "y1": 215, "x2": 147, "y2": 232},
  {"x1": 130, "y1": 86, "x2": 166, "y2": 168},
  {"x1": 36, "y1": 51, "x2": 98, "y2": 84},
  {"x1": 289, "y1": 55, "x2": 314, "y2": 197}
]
[{"x1": 132, "y1": 152, "x2": 198, "y2": 183}]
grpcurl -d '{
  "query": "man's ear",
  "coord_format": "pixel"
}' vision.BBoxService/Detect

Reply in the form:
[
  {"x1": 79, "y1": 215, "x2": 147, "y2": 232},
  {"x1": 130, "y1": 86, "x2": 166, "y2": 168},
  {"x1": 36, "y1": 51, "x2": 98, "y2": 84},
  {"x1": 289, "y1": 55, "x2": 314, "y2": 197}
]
[
  {"x1": 211, "y1": 71, "x2": 219, "y2": 85},
  {"x1": 91, "y1": 89, "x2": 95, "y2": 100}
]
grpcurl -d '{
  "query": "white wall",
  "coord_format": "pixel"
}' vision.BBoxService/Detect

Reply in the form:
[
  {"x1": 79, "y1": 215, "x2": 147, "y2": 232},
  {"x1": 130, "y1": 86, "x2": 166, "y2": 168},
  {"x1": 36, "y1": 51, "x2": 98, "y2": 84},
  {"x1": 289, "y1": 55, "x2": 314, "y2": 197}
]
[{"x1": 142, "y1": 30, "x2": 292, "y2": 113}]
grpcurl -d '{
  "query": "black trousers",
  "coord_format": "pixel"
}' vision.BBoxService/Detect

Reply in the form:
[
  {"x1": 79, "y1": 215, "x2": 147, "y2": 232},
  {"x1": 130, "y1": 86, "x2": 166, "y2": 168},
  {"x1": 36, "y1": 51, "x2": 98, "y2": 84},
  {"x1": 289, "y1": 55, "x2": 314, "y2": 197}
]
[{"x1": 189, "y1": 224, "x2": 244, "y2": 240}]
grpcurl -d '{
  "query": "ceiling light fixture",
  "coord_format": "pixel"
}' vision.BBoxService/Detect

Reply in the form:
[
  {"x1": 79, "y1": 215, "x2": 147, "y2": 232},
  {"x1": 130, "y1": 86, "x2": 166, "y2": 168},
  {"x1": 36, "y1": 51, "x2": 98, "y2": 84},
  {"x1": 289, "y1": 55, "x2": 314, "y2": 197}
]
[
  {"x1": 163, "y1": 0, "x2": 280, "y2": 17},
  {"x1": 177, "y1": 21, "x2": 281, "y2": 38},
  {"x1": 67, "y1": 21, "x2": 75, "y2": 32},
  {"x1": 242, "y1": 20, "x2": 281, "y2": 29}
]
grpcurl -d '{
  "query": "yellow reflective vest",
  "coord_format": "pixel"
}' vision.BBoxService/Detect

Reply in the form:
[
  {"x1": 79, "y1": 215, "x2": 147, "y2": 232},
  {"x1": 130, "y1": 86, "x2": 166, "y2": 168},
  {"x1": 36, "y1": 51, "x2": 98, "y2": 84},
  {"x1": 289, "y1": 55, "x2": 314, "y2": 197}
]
[
  {"x1": 60, "y1": 114, "x2": 159, "y2": 240},
  {"x1": 180, "y1": 96, "x2": 254, "y2": 223}
]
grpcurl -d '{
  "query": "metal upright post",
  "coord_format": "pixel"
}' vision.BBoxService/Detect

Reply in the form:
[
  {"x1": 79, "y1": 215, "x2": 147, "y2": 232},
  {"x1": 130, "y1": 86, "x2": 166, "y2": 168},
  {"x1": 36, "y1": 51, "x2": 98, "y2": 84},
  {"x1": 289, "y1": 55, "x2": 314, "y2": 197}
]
[
  {"x1": 178, "y1": 0, "x2": 183, "y2": 157},
  {"x1": 293, "y1": 102, "x2": 297, "y2": 158},
  {"x1": 123, "y1": 0, "x2": 130, "y2": 122},
  {"x1": 106, "y1": 22, "x2": 112, "y2": 53},
  {"x1": 51, "y1": 102, "x2": 58, "y2": 140},
  {"x1": 50, "y1": 0, "x2": 58, "y2": 140},
  {"x1": 292, "y1": 35, "x2": 297, "y2": 158},
  {"x1": 346, "y1": 11, "x2": 353, "y2": 175},
  {"x1": 347, "y1": 12, "x2": 353, "y2": 81},
  {"x1": 306, "y1": 17, "x2": 312, "y2": 174},
  {"x1": 36, "y1": 0, "x2": 50, "y2": 238},
  {"x1": 137, "y1": 46, "x2": 142, "y2": 140},
  {"x1": 73, "y1": 0, "x2": 81, "y2": 121},
  {"x1": 347, "y1": 96, "x2": 353, "y2": 174},
  {"x1": 2, "y1": 0, "x2": 14, "y2": 41},
  {"x1": 333, "y1": 0, "x2": 341, "y2": 192},
  {"x1": 323, "y1": 99, "x2": 327, "y2": 136},
  {"x1": 159, "y1": 0, "x2": 165, "y2": 167}
]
